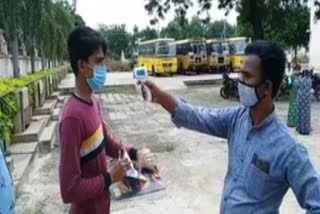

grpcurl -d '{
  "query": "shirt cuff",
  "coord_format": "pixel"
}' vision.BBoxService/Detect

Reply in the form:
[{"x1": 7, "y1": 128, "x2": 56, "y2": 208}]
[{"x1": 171, "y1": 97, "x2": 186, "y2": 128}]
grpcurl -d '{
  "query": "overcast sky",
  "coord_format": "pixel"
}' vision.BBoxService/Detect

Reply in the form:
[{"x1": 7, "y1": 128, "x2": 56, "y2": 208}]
[{"x1": 76, "y1": 0, "x2": 238, "y2": 32}]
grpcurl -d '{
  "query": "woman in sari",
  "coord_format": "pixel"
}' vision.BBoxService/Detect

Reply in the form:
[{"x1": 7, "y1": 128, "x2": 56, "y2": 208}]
[
  {"x1": 287, "y1": 70, "x2": 299, "y2": 127},
  {"x1": 296, "y1": 69, "x2": 313, "y2": 134}
]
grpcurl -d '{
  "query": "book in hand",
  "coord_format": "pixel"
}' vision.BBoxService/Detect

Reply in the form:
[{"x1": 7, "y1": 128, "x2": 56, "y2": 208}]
[{"x1": 109, "y1": 167, "x2": 166, "y2": 200}]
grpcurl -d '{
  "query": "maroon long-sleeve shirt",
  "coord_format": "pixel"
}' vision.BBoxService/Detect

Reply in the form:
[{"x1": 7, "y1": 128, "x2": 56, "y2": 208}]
[{"x1": 59, "y1": 94, "x2": 135, "y2": 214}]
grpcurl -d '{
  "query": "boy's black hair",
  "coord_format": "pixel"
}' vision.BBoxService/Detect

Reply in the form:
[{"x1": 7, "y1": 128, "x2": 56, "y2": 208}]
[
  {"x1": 245, "y1": 40, "x2": 286, "y2": 98},
  {"x1": 68, "y1": 26, "x2": 107, "y2": 76}
]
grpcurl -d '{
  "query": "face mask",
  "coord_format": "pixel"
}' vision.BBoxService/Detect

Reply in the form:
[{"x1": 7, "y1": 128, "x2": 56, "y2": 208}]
[
  {"x1": 86, "y1": 65, "x2": 108, "y2": 91},
  {"x1": 238, "y1": 80, "x2": 265, "y2": 108}
]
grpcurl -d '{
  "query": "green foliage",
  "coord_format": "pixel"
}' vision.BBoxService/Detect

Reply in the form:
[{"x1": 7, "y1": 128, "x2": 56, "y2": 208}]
[
  {"x1": 137, "y1": 27, "x2": 159, "y2": 41},
  {"x1": 205, "y1": 20, "x2": 237, "y2": 38},
  {"x1": 0, "y1": 0, "x2": 84, "y2": 76},
  {"x1": 98, "y1": 24, "x2": 131, "y2": 60},
  {"x1": 265, "y1": 4, "x2": 310, "y2": 51},
  {"x1": 144, "y1": 0, "x2": 319, "y2": 40},
  {"x1": 98, "y1": 16, "x2": 236, "y2": 60},
  {"x1": 161, "y1": 16, "x2": 236, "y2": 39},
  {"x1": 27, "y1": 83, "x2": 35, "y2": 108},
  {"x1": 0, "y1": 66, "x2": 65, "y2": 144},
  {"x1": 0, "y1": 93, "x2": 18, "y2": 144},
  {"x1": 97, "y1": 25, "x2": 159, "y2": 60},
  {"x1": 0, "y1": 66, "x2": 64, "y2": 95}
]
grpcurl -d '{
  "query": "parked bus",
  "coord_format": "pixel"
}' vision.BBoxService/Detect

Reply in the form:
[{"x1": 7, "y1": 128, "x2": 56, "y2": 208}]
[
  {"x1": 175, "y1": 39, "x2": 207, "y2": 74},
  {"x1": 206, "y1": 39, "x2": 230, "y2": 73},
  {"x1": 137, "y1": 38, "x2": 178, "y2": 76},
  {"x1": 227, "y1": 37, "x2": 251, "y2": 72}
]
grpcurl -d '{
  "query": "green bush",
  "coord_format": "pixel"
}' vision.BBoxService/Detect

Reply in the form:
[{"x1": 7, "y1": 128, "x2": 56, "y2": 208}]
[
  {"x1": 0, "y1": 66, "x2": 66, "y2": 146},
  {"x1": 0, "y1": 66, "x2": 65, "y2": 97},
  {"x1": 0, "y1": 93, "x2": 18, "y2": 145}
]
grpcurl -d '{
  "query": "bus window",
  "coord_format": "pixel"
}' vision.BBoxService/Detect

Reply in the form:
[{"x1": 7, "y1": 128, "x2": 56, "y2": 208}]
[
  {"x1": 217, "y1": 43, "x2": 223, "y2": 54},
  {"x1": 223, "y1": 43, "x2": 230, "y2": 55},
  {"x1": 234, "y1": 42, "x2": 246, "y2": 54},
  {"x1": 210, "y1": 44, "x2": 218, "y2": 55},
  {"x1": 156, "y1": 42, "x2": 176, "y2": 56}
]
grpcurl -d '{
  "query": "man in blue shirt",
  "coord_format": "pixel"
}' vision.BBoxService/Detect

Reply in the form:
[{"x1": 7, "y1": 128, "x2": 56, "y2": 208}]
[
  {"x1": 0, "y1": 139, "x2": 15, "y2": 214},
  {"x1": 144, "y1": 41, "x2": 320, "y2": 213}
]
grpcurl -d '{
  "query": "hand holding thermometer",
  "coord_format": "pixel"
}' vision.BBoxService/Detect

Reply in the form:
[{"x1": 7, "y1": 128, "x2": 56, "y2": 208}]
[{"x1": 133, "y1": 67, "x2": 152, "y2": 102}]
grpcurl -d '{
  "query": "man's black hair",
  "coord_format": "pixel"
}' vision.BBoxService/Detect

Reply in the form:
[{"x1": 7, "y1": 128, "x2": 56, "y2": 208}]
[
  {"x1": 245, "y1": 40, "x2": 286, "y2": 98},
  {"x1": 68, "y1": 26, "x2": 107, "y2": 76}
]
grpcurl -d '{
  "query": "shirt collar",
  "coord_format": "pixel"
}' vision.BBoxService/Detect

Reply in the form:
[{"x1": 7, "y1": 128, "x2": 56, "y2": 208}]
[{"x1": 247, "y1": 106, "x2": 276, "y2": 129}]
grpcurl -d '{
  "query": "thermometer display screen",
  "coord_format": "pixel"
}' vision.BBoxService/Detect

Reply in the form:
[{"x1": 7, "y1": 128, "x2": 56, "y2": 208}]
[{"x1": 136, "y1": 69, "x2": 146, "y2": 76}]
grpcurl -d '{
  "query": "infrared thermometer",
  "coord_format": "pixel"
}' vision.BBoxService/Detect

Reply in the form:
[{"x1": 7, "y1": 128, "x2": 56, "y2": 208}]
[{"x1": 133, "y1": 67, "x2": 152, "y2": 102}]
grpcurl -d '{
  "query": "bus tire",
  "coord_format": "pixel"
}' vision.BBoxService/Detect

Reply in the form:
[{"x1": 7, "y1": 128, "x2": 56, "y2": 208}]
[{"x1": 178, "y1": 63, "x2": 184, "y2": 74}]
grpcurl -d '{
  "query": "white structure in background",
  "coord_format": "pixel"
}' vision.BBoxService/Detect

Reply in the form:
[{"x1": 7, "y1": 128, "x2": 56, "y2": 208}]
[
  {"x1": 0, "y1": 29, "x2": 42, "y2": 78},
  {"x1": 121, "y1": 50, "x2": 128, "y2": 63},
  {"x1": 309, "y1": 5, "x2": 320, "y2": 73}
]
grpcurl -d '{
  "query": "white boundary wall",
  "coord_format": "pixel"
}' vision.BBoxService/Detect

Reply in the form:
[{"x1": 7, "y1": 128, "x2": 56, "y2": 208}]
[{"x1": 0, "y1": 55, "x2": 42, "y2": 78}]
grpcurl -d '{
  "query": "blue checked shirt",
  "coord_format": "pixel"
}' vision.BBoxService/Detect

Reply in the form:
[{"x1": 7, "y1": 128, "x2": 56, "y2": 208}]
[
  {"x1": 172, "y1": 98, "x2": 320, "y2": 214},
  {"x1": 0, "y1": 141, "x2": 15, "y2": 214}
]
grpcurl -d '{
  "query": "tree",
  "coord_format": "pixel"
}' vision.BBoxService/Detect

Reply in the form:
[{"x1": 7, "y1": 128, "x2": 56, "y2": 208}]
[
  {"x1": 0, "y1": 0, "x2": 80, "y2": 75},
  {"x1": 205, "y1": 20, "x2": 236, "y2": 38},
  {"x1": 235, "y1": 0, "x2": 265, "y2": 39},
  {"x1": 265, "y1": 4, "x2": 310, "y2": 56},
  {"x1": 21, "y1": 0, "x2": 46, "y2": 73},
  {"x1": 74, "y1": 14, "x2": 86, "y2": 27},
  {"x1": 138, "y1": 27, "x2": 158, "y2": 41},
  {"x1": 98, "y1": 24, "x2": 131, "y2": 59},
  {"x1": 161, "y1": 16, "x2": 235, "y2": 40},
  {"x1": 161, "y1": 16, "x2": 189, "y2": 39},
  {"x1": 34, "y1": 0, "x2": 74, "y2": 69},
  {"x1": 0, "y1": 0, "x2": 25, "y2": 77},
  {"x1": 187, "y1": 16, "x2": 206, "y2": 38},
  {"x1": 144, "y1": 0, "x2": 320, "y2": 40}
]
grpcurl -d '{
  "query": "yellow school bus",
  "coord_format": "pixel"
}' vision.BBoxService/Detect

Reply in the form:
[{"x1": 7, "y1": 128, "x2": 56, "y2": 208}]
[
  {"x1": 175, "y1": 39, "x2": 208, "y2": 74},
  {"x1": 227, "y1": 37, "x2": 251, "y2": 72},
  {"x1": 206, "y1": 39, "x2": 230, "y2": 73},
  {"x1": 137, "y1": 38, "x2": 178, "y2": 76}
]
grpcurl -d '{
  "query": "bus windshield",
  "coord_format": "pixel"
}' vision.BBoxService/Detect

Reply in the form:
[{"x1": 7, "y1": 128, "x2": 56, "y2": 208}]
[
  {"x1": 210, "y1": 44, "x2": 218, "y2": 54},
  {"x1": 190, "y1": 43, "x2": 205, "y2": 54},
  {"x1": 217, "y1": 43, "x2": 223, "y2": 54},
  {"x1": 233, "y1": 41, "x2": 246, "y2": 54},
  {"x1": 156, "y1": 42, "x2": 176, "y2": 56}
]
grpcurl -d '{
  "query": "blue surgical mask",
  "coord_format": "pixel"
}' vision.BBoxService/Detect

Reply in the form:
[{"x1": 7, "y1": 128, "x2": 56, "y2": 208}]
[
  {"x1": 238, "y1": 80, "x2": 264, "y2": 108},
  {"x1": 86, "y1": 65, "x2": 107, "y2": 91}
]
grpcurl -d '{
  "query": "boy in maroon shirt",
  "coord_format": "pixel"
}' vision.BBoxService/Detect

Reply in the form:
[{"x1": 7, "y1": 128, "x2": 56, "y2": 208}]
[{"x1": 59, "y1": 27, "x2": 156, "y2": 214}]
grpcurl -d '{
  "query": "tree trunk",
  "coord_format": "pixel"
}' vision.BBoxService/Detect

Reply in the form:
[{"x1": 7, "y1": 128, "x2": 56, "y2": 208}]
[
  {"x1": 10, "y1": 35, "x2": 20, "y2": 78},
  {"x1": 248, "y1": 0, "x2": 265, "y2": 40},
  {"x1": 41, "y1": 50, "x2": 46, "y2": 70},
  {"x1": 30, "y1": 44, "x2": 35, "y2": 73}
]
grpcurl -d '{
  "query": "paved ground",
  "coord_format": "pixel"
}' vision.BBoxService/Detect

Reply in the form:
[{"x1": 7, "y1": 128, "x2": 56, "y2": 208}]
[
  {"x1": 58, "y1": 72, "x2": 238, "y2": 91},
  {"x1": 16, "y1": 76, "x2": 320, "y2": 214}
]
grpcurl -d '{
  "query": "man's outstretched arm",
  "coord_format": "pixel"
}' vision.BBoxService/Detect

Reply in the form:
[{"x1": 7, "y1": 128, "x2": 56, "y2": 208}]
[{"x1": 144, "y1": 81, "x2": 237, "y2": 139}]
